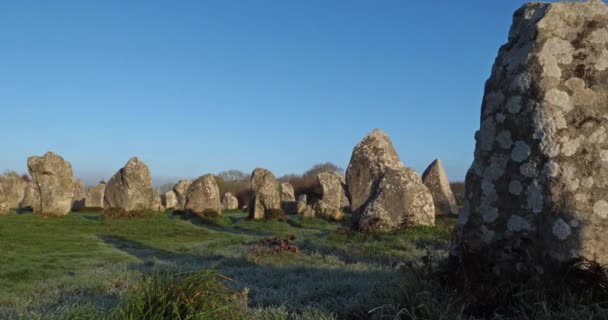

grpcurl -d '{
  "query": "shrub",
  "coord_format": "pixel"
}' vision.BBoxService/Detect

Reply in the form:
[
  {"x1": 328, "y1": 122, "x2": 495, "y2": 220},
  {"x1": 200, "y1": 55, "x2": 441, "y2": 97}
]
[{"x1": 111, "y1": 269, "x2": 247, "y2": 320}]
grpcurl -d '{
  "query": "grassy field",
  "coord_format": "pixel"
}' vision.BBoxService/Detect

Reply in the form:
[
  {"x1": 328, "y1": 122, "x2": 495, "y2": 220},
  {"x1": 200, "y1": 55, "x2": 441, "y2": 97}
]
[
  {"x1": 0, "y1": 210, "x2": 455, "y2": 319},
  {"x1": 3, "y1": 211, "x2": 607, "y2": 319}
]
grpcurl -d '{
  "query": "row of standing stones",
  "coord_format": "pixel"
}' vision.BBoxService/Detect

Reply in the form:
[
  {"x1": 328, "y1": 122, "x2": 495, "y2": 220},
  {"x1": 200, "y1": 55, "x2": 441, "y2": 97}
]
[
  {"x1": 0, "y1": 128, "x2": 457, "y2": 232},
  {"x1": 4, "y1": 0, "x2": 604, "y2": 283}
]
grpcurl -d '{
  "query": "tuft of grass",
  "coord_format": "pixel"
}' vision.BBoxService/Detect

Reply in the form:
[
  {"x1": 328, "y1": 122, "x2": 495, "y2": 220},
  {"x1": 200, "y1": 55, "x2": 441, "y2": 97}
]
[{"x1": 111, "y1": 268, "x2": 247, "y2": 320}]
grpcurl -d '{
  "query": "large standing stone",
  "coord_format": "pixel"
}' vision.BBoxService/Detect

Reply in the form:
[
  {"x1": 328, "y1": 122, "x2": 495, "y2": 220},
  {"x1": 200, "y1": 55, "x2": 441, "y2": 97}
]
[
  {"x1": 27, "y1": 152, "x2": 74, "y2": 215},
  {"x1": 346, "y1": 129, "x2": 405, "y2": 215},
  {"x1": 422, "y1": 159, "x2": 458, "y2": 215},
  {"x1": 454, "y1": 0, "x2": 608, "y2": 277},
  {"x1": 173, "y1": 180, "x2": 192, "y2": 211},
  {"x1": 85, "y1": 183, "x2": 106, "y2": 208},
  {"x1": 359, "y1": 168, "x2": 434, "y2": 231},
  {"x1": 164, "y1": 191, "x2": 178, "y2": 209},
  {"x1": 249, "y1": 168, "x2": 281, "y2": 220},
  {"x1": 280, "y1": 182, "x2": 295, "y2": 201},
  {"x1": 0, "y1": 185, "x2": 9, "y2": 214},
  {"x1": 346, "y1": 129, "x2": 435, "y2": 231},
  {"x1": 72, "y1": 179, "x2": 86, "y2": 210},
  {"x1": 185, "y1": 174, "x2": 222, "y2": 216},
  {"x1": 221, "y1": 192, "x2": 239, "y2": 210},
  {"x1": 0, "y1": 172, "x2": 28, "y2": 209},
  {"x1": 317, "y1": 172, "x2": 349, "y2": 210},
  {"x1": 104, "y1": 157, "x2": 158, "y2": 213}
]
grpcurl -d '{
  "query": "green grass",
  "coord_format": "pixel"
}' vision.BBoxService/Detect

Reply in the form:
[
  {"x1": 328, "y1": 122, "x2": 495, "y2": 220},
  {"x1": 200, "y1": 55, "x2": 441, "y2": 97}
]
[{"x1": 2, "y1": 211, "x2": 604, "y2": 319}]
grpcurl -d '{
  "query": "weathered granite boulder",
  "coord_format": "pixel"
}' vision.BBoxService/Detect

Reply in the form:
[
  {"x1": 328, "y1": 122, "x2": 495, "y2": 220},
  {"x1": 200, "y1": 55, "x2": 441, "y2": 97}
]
[
  {"x1": 312, "y1": 200, "x2": 345, "y2": 221},
  {"x1": 85, "y1": 183, "x2": 106, "y2": 208},
  {"x1": 72, "y1": 179, "x2": 86, "y2": 210},
  {"x1": 296, "y1": 194, "x2": 309, "y2": 215},
  {"x1": 103, "y1": 157, "x2": 158, "y2": 213},
  {"x1": 185, "y1": 174, "x2": 222, "y2": 216},
  {"x1": 0, "y1": 172, "x2": 28, "y2": 209},
  {"x1": 164, "y1": 191, "x2": 178, "y2": 209},
  {"x1": 346, "y1": 129, "x2": 435, "y2": 230},
  {"x1": 0, "y1": 185, "x2": 9, "y2": 214},
  {"x1": 422, "y1": 159, "x2": 458, "y2": 215},
  {"x1": 280, "y1": 182, "x2": 295, "y2": 201},
  {"x1": 27, "y1": 152, "x2": 74, "y2": 215},
  {"x1": 359, "y1": 168, "x2": 435, "y2": 231},
  {"x1": 19, "y1": 182, "x2": 39, "y2": 209},
  {"x1": 221, "y1": 192, "x2": 239, "y2": 210},
  {"x1": 346, "y1": 129, "x2": 405, "y2": 216},
  {"x1": 173, "y1": 180, "x2": 192, "y2": 211},
  {"x1": 249, "y1": 168, "x2": 281, "y2": 220},
  {"x1": 318, "y1": 172, "x2": 349, "y2": 210},
  {"x1": 454, "y1": 0, "x2": 608, "y2": 276}
]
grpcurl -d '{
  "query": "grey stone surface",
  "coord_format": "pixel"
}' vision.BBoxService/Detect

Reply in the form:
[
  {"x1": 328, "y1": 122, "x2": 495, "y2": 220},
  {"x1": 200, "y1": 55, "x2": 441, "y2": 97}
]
[
  {"x1": 173, "y1": 180, "x2": 192, "y2": 211},
  {"x1": 317, "y1": 172, "x2": 349, "y2": 210},
  {"x1": 185, "y1": 174, "x2": 222, "y2": 216},
  {"x1": 359, "y1": 168, "x2": 435, "y2": 232},
  {"x1": 164, "y1": 190, "x2": 178, "y2": 209},
  {"x1": 454, "y1": 0, "x2": 608, "y2": 273},
  {"x1": 85, "y1": 183, "x2": 106, "y2": 208},
  {"x1": 0, "y1": 172, "x2": 27, "y2": 209},
  {"x1": 103, "y1": 157, "x2": 158, "y2": 213},
  {"x1": 72, "y1": 179, "x2": 86, "y2": 210},
  {"x1": 27, "y1": 152, "x2": 74, "y2": 215},
  {"x1": 249, "y1": 168, "x2": 281, "y2": 220},
  {"x1": 422, "y1": 159, "x2": 458, "y2": 215},
  {"x1": 280, "y1": 182, "x2": 295, "y2": 201},
  {"x1": 346, "y1": 129, "x2": 435, "y2": 231},
  {"x1": 221, "y1": 192, "x2": 239, "y2": 210}
]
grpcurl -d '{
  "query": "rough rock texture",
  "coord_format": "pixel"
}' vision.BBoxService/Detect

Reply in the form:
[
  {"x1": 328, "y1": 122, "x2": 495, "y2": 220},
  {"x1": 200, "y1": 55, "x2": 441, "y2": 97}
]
[
  {"x1": 164, "y1": 191, "x2": 178, "y2": 209},
  {"x1": 249, "y1": 168, "x2": 281, "y2": 220},
  {"x1": 318, "y1": 172, "x2": 349, "y2": 210},
  {"x1": 19, "y1": 182, "x2": 39, "y2": 209},
  {"x1": 72, "y1": 179, "x2": 86, "y2": 210},
  {"x1": 221, "y1": 192, "x2": 239, "y2": 210},
  {"x1": 422, "y1": 159, "x2": 458, "y2": 215},
  {"x1": 312, "y1": 200, "x2": 345, "y2": 221},
  {"x1": 173, "y1": 180, "x2": 192, "y2": 211},
  {"x1": 85, "y1": 183, "x2": 106, "y2": 208},
  {"x1": 454, "y1": 0, "x2": 608, "y2": 275},
  {"x1": 359, "y1": 168, "x2": 435, "y2": 231},
  {"x1": 280, "y1": 183, "x2": 295, "y2": 201},
  {"x1": 0, "y1": 185, "x2": 9, "y2": 214},
  {"x1": 185, "y1": 174, "x2": 222, "y2": 216},
  {"x1": 0, "y1": 173, "x2": 28, "y2": 209},
  {"x1": 346, "y1": 129, "x2": 435, "y2": 230},
  {"x1": 27, "y1": 152, "x2": 74, "y2": 215},
  {"x1": 346, "y1": 129, "x2": 406, "y2": 216},
  {"x1": 103, "y1": 157, "x2": 158, "y2": 213}
]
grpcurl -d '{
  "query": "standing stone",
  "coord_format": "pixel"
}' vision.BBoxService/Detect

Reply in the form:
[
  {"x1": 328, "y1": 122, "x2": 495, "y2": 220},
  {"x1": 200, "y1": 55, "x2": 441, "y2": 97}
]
[
  {"x1": 0, "y1": 185, "x2": 9, "y2": 214},
  {"x1": 27, "y1": 152, "x2": 74, "y2": 215},
  {"x1": 280, "y1": 182, "x2": 295, "y2": 201},
  {"x1": 85, "y1": 183, "x2": 106, "y2": 208},
  {"x1": 346, "y1": 129, "x2": 435, "y2": 231},
  {"x1": 19, "y1": 182, "x2": 39, "y2": 209},
  {"x1": 221, "y1": 192, "x2": 239, "y2": 210},
  {"x1": 0, "y1": 172, "x2": 28, "y2": 209},
  {"x1": 104, "y1": 157, "x2": 158, "y2": 213},
  {"x1": 185, "y1": 174, "x2": 222, "y2": 216},
  {"x1": 164, "y1": 191, "x2": 178, "y2": 209},
  {"x1": 346, "y1": 129, "x2": 406, "y2": 215},
  {"x1": 173, "y1": 180, "x2": 192, "y2": 211},
  {"x1": 454, "y1": 1, "x2": 608, "y2": 278},
  {"x1": 422, "y1": 159, "x2": 458, "y2": 215},
  {"x1": 317, "y1": 172, "x2": 349, "y2": 210},
  {"x1": 72, "y1": 179, "x2": 86, "y2": 210},
  {"x1": 249, "y1": 168, "x2": 281, "y2": 220},
  {"x1": 359, "y1": 168, "x2": 434, "y2": 231}
]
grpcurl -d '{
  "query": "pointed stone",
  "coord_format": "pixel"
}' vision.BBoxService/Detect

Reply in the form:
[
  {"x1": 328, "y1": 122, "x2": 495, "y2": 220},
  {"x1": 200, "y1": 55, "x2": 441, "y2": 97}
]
[
  {"x1": 185, "y1": 174, "x2": 222, "y2": 216},
  {"x1": 422, "y1": 159, "x2": 458, "y2": 215},
  {"x1": 104, "y1": 157, "x2": 158, "y2": 213}
]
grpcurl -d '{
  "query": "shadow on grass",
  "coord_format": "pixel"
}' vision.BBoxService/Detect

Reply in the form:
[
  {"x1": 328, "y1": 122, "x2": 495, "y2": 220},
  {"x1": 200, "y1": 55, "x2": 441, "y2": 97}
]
[{"x1": 97, "y1": 235, "x2": 401, "y2": 313}]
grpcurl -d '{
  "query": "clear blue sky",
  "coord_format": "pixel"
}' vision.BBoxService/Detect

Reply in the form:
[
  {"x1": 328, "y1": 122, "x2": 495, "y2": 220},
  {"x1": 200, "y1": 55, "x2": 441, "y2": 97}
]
[{"x1": 1, "y1": 0, "x2": 540, "y2": 186}]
